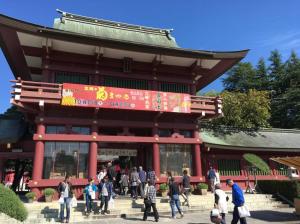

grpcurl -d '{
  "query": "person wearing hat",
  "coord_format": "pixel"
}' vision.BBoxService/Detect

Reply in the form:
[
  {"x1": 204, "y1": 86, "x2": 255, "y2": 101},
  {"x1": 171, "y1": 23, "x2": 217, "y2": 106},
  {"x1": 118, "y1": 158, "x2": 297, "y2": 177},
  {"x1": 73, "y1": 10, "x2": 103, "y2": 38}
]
[
  {"x1": 226, "y1": 179, "x2": 247, "y2": 224},
  {"x1": 214, "y1": 184, "x2": 229, "y2": 224},
  {"x1": 84, "y1": 178, "x2": 98, "y2": 216}
]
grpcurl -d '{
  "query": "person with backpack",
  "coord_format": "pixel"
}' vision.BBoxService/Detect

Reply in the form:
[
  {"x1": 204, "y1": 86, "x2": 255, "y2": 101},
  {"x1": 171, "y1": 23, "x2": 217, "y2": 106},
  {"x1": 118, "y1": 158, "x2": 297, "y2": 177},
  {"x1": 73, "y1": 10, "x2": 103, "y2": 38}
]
[
  {"x1": 181, "y1": 170, "x2": 190, "y2": 207},
  {"x1": 207, "y1": 166, "x2": 217, "y2": 193},
  {"x1": 84, "y1": 178, "x2": 98, "y2": 216},
  {"x1": 98, "y1": 176, "x2": 113, "y2": 215},
  {"x1": 143, "y1": 180, "x2": 159, "y2": 222},
  {"x1": 58, "y1": 175, "x2": 73, "y2": 223},
  {"x1": 168, "y1": 177, "x2": 184, "y2": 219}
]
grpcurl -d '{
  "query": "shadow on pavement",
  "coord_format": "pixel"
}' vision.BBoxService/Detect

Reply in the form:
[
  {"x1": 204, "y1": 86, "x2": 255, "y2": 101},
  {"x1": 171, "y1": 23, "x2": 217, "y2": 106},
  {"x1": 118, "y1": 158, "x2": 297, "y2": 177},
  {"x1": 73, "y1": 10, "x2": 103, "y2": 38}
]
[{"x1": 250, "y1": 210, "x2": 300, "y2": 222}]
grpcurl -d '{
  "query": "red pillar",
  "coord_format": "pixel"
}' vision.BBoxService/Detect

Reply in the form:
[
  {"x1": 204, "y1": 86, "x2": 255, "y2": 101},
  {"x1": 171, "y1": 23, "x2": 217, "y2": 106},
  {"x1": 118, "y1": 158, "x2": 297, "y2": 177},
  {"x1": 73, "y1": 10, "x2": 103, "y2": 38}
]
[
  {"x1": 153, "y1": 143, "x2": 160, "y2": 178},
  {"x1": 193, "y1": 130, "x2": 202, "y2": 177},
  {"x1": 32, "y1": 123, "x2": 45, "y2": 180},
  {"x1": 88, "y1": 125, "x2": 98, "y2": 179},
  {"x1": 152, "y1": 127, "x2": 160, "y2": 178}
]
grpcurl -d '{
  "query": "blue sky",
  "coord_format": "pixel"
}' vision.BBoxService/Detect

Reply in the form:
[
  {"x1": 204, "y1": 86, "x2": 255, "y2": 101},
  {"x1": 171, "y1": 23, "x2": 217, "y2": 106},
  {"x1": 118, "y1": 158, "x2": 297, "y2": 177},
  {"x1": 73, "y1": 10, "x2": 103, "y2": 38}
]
[{"x1": 0, "y1": 0, "x2": 300, "y2": 113}]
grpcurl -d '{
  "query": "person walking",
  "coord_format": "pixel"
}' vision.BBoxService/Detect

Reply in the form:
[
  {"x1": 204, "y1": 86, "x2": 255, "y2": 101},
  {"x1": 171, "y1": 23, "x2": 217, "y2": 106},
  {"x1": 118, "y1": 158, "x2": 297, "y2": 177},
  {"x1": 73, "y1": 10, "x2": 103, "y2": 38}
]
[
  {"x1": 226, "y1": 179, "x2": 247, "y2": 224},
  {"x1": 214, "y1": 184, "x2": 229, "y2": 224},
  {"x1": 58, "y1": 175, "x2": 73, "y2": 223},
  {"x1": 181, "y1": 170, "x2": 190, "y2": 207},
  {"x1": 139, "y1": 166, "x2": 147, "y2": 198},
  {"x1": 207, "y1": 166, "x2": 217, "y2": 193},
  {"x1": 97, "y1": 166, "x2": 106, "y2": 183},
  {"x1": 143, "y1": 180, "x2": 159, "y2": 222},
  {"x1": 147, "y1": 168, "x2": 156, "y2": 184},
  {"x1": 120, "y1": 170, "x2": 129, "y2": 195},
  {"x1": 84, "y1": 178, "x2": 98, "y2": 216},
  {"x1": 98, "y1": 176, "x2": 113, "y2": 215},
  {"x1": 130, "y1": 167, "x2": 140, "y2": 199},
  {"x1": 168, "y1": 177, "x2": 184, "y2": 219}
]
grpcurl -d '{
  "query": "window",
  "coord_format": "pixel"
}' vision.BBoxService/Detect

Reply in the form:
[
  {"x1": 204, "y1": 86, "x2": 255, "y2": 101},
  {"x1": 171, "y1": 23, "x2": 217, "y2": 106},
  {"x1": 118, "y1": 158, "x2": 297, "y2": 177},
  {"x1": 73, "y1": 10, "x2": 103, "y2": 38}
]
[
  {"x1": 103, "y1": 76, "x2": 149, "y2": 90},
  {"x1": 46, "y1": 125, "x2": 66, "y2": 134},
  {"x1": 217, "y1": 160, "x2": 241, "y2": 176},
  {"x1": 179, "y1": 130, "x2": 193, "y2": 138},
  {"x1": 158, "y1": 129, "x2": 172, "y2": 137},
  {"x1": 71, "y1": 126, "x2": 90, "y2": 135},
  {"x1": 159, "y1": 82, "x2": 189, "y2": 93},
  {"x1": 43, "y1": 142, "x2": 89, "y2": 179},
  {"x1": 55, "y1": 72, "x2": 89, "y2": 84},
  {"x1": 160, "y1": 144, "x2": 193, "y2": 176}
]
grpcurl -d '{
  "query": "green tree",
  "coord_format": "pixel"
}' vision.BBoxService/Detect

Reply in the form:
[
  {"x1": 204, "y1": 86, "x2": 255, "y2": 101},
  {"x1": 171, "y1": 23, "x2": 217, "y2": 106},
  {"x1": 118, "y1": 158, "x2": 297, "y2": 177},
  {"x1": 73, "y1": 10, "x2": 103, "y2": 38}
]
[
  {"x1": 268, "y1": 50, "x2": 285, "y2": 95},
  {"x1": 255, "y1": 58, "x2": 269, "y2": 91},
  {"x1": 223, "y1": 62, "x2": 256, "y2": 92},
  {"x1": 270, "y1": 51, "x2": 300, "y2": 128},
  {"x1": 210, "y1": 90, "x2": 270, "y2": 129}
]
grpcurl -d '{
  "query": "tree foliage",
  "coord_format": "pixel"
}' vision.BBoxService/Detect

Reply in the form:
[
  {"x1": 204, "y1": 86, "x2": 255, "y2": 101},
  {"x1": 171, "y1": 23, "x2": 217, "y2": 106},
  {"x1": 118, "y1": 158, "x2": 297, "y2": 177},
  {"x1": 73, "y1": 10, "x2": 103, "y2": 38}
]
[
  {"x1": 208, "y1": 90, "x2": 270, "y2": 129},
  {"x1": 243, "y1": 153, "x2": 271, "y2": 174},
  {"x1": 222, "y1": 50, "x2": 300, "y2": 129}
]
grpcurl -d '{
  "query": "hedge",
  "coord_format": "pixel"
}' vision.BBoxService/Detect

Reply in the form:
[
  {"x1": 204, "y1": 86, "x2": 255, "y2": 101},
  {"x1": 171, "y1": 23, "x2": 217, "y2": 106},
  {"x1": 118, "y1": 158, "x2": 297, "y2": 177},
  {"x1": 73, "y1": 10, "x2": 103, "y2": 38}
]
[
  {"x1": 258, "y1": 180, "x2": 300, "y2": 202},
  {"x1": 0, "y1": 184, "x2": 28, "y2": 221}
]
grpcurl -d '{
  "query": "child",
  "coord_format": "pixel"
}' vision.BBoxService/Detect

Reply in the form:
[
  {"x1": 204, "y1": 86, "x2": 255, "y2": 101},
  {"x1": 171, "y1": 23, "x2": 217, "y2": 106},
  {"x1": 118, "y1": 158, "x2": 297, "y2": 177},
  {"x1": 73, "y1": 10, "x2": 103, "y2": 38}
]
[{"x1": 84, "y1": 178, "x2": 98, "y2": 216}]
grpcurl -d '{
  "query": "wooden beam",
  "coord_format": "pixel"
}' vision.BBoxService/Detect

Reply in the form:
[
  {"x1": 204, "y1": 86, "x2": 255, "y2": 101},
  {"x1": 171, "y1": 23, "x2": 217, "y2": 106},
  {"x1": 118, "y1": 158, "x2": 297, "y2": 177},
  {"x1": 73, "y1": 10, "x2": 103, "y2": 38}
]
[
  {"x1": 0, "y1": 26, "x2": 31, "y2": 80},
  {"x1": 35, "y1": 116, "x2": 197, "y2": 129},
  {"x1": 33, "y1": 133, "x2": 200, "y2": 144}
]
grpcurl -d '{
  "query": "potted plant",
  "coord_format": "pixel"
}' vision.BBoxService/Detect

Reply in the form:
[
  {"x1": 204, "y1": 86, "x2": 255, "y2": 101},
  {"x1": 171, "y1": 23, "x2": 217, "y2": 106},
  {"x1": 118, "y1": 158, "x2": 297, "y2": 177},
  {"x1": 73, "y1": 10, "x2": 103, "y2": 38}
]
[
  {"x1": 159, "y1": 183, "x2": 169, "y2": 197},
  {"x1": 197, "y1": 183, "x2": 208, "y2": 195},
  {"x1": 43, "y1": 188, "x2": 56, "y2": 202},
  {"x1": 25, "y1": 192, "x2": 36, "y2": 203}
]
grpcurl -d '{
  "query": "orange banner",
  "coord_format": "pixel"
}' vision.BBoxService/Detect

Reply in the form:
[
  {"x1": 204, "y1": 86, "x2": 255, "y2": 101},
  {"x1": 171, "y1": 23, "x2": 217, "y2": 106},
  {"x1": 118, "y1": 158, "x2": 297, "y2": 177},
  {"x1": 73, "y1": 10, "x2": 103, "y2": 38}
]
[{"x1": 61, "y1": 83, "x2": 191, "y2": 113}]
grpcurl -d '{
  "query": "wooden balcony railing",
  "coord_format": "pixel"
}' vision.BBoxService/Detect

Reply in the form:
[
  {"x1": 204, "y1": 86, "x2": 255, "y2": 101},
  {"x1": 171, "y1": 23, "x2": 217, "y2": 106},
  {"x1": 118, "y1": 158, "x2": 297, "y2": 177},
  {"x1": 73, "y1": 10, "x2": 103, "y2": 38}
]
[
  {"x1": 11, "y1": 79, "x2": 62, "y2": 105},
  {"x1": 190, "y1": 95, "x2": 222, "y2": 117},
  {"x1": 11, "y1": 79, "x2": 222, "y2": 117}
]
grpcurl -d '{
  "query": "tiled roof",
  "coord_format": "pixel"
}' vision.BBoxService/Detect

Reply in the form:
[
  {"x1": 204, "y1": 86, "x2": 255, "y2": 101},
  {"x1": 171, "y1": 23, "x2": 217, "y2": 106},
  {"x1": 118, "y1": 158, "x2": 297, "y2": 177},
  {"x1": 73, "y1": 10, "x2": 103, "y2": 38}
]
[
  {"x1": 53, "y1": 9, "x2": 179, "y2": 48},
  {"x1": 201, "y1": 128, "x2": 300, "y2": 150}
]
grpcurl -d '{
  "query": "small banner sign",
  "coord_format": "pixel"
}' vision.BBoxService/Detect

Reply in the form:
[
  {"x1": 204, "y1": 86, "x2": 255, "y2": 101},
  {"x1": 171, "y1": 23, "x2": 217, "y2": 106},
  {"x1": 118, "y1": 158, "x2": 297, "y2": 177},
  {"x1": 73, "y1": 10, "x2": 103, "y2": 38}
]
[{"x1": 61, "y1": 83, "x2": 191, "y2": 113}]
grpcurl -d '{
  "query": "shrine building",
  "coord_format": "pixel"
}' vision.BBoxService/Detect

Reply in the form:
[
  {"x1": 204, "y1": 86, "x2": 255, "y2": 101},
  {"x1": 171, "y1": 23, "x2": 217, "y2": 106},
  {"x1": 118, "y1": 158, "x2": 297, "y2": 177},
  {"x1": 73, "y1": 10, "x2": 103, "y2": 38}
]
[{"x1": 1, "y1": 10, "x2": 298, "y2": 198}]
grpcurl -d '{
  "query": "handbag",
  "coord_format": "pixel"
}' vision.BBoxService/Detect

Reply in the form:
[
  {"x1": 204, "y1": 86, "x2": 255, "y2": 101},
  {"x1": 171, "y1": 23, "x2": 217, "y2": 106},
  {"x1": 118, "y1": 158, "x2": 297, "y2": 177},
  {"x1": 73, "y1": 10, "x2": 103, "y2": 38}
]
[
  {"x1": 238, "y1": 205, "x2": 251, "y2": 218},
  {"x1": 58, "y1": 195, "x2": 64, "y2": 204},
  {"x1": 71, "y1": 196, "x2": 77, "y2": 208},
  {"x1": 211, "y1": 208, "x2": 220, "y2": 217},
  {"x1": 90, "y1": 191, "x2": 96, "y2": 200}
]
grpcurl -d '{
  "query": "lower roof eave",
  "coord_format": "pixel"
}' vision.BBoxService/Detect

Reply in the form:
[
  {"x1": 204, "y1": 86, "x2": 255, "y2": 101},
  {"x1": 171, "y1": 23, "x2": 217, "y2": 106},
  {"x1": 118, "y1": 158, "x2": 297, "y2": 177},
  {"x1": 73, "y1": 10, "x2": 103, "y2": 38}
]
[{"x1": 204, "y1": 143, "x2": 300, "y2": 153}]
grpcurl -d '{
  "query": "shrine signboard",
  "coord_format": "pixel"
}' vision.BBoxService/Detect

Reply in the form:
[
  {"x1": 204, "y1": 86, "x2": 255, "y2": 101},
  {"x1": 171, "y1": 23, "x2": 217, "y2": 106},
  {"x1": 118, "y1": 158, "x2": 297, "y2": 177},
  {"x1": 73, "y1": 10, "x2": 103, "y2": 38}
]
[{"x1": 61, "y1": 83, "x2": 191, "y2": 113}]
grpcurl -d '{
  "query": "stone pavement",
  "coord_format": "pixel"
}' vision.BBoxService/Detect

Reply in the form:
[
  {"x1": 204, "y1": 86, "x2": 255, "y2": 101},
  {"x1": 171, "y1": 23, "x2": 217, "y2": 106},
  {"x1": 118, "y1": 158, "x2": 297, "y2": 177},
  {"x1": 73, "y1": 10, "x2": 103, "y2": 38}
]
[{"x1": 73, "y1": 208, "x2": 300, "y2": 224}]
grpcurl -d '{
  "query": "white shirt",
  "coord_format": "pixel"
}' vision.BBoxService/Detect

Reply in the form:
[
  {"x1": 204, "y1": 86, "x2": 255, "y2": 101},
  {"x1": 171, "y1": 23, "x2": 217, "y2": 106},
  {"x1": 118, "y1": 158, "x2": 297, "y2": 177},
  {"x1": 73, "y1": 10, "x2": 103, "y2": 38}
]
[
  {"x1": 215, "y1": 189, "x2": 228, "y2": 214},
  {"x1": 63, "y1": 183, "x2": 69, "y2": 198},
  {"x1": 97, "y1": 171, "x2": 106, "y2": 181},
  {"x1": 102, "y1": 183, "x2": 109, "y2": 196}
]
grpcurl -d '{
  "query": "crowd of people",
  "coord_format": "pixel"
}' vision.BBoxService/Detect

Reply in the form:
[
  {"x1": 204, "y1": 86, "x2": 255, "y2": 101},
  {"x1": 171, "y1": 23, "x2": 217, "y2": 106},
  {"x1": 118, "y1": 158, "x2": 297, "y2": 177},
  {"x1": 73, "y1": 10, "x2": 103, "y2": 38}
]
[{"x1": 57, "y1": 164, "x2": 248, "y2": 224}]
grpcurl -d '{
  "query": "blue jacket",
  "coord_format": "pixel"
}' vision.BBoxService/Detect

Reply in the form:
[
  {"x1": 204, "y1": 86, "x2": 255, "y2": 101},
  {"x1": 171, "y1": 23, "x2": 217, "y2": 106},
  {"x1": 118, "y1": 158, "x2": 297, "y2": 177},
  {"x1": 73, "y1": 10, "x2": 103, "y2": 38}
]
[
  {"x1": 98, "y1": 181, "x2": 113, "y2": 199},
  {"x1": 84, "y1": 184, "x2": 98, "y2": 198},
  {"x1": 232, "y1": 183, "x2": 245, "y2": 207}
]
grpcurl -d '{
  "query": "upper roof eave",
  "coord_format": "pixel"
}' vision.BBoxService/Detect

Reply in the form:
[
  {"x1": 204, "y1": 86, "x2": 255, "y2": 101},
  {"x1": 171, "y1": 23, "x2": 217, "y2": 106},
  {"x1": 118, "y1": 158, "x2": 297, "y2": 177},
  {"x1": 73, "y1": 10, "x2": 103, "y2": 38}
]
[{"x1": 0, "y1": 13, "x2": 249, "y2": 60}]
